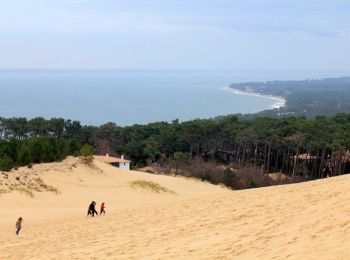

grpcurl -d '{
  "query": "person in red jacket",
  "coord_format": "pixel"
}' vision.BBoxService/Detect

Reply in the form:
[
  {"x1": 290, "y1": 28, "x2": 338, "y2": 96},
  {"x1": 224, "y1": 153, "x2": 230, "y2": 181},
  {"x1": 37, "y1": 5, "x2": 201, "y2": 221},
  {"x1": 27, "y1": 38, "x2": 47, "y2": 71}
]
[{"x1": 100, "y1": 202, "x2": 106, "y2": 215}]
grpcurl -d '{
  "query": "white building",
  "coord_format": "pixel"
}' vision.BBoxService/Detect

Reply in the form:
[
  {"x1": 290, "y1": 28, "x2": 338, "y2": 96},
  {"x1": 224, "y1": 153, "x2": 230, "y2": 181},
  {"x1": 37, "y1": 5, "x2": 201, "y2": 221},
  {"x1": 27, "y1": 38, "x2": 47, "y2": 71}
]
[{"x1": 94, "y1": 154, "x2": 131, "y2": 170}]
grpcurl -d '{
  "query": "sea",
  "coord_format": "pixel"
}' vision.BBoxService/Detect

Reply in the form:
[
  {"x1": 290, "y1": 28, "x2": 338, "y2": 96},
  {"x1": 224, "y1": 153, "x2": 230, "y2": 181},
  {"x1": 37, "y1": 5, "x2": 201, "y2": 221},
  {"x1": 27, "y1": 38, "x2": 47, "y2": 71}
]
[{"x1": 0, "y1": 70, "x2": 348, "y2": 126}]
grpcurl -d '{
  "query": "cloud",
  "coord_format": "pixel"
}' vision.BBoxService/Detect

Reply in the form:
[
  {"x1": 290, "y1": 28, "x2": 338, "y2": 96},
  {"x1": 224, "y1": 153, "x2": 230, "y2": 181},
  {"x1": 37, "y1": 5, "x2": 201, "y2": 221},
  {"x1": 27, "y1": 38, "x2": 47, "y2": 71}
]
[
  {"x1": 0, "y1": 2, "x2": 158, "y2": 32},
  {"x1": 0, "y1": 0, "x2": 348, "y2": 38},
  {"x1": 0, "y1": 0, "x2": 349, "y2": 70}
]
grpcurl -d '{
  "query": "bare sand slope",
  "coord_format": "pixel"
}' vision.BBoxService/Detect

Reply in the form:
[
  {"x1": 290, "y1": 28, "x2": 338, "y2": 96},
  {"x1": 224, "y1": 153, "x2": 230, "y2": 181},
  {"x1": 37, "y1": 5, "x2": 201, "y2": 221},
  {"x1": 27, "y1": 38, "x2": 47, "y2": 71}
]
[{"x1": 1, "y1": 158, "x2": 350, "y2": 259}]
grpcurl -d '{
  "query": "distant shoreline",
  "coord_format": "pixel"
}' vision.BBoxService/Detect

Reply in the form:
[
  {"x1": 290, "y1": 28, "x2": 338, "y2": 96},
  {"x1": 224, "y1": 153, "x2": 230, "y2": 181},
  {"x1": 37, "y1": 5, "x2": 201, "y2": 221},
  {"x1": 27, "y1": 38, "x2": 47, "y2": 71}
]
[{"x1": 221, "y1": 86, "x2": 286, "y2": 109}]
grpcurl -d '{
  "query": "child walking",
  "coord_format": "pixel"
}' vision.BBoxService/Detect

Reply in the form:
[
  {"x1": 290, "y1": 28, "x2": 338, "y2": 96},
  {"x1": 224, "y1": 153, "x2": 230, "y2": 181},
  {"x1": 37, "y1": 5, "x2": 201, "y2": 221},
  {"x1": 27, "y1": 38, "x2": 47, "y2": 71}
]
[{"x1": 100, "y1": 202, "x2": 106, "y2": 215}]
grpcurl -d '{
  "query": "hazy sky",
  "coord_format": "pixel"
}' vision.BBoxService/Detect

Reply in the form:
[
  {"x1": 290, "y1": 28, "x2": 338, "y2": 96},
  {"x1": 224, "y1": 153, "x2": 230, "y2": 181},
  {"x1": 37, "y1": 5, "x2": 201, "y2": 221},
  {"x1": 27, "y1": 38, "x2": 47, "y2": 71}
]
[{"x1": 0, "y1": 0, "x2": 349, "y2": 70}]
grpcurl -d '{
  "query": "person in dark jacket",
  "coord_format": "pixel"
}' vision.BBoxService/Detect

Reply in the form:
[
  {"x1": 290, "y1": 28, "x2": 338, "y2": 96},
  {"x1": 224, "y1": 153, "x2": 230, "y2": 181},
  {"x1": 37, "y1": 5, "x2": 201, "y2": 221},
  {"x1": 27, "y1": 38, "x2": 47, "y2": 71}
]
[
  {"x1": 87, "y1": 201, "x2": 98, "y2": 217},
  {"x1": 16, "y1": 217, "x2": 23, "y2": 235}
]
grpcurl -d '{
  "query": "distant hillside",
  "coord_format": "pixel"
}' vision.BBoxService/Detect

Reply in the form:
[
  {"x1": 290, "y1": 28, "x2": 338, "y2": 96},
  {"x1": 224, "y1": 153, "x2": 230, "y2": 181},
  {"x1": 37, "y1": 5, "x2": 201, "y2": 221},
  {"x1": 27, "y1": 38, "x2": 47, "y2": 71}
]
[{"x1": 230, "y1": 77, "x2": 350, "y2": 117}]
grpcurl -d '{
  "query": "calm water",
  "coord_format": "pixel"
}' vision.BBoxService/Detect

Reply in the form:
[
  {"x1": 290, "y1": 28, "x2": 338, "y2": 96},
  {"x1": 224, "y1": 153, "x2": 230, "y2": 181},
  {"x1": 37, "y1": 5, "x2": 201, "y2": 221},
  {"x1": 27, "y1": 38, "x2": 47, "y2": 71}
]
[{"x1": 0, "y1": 70, "x2": 348, "y2": 126}]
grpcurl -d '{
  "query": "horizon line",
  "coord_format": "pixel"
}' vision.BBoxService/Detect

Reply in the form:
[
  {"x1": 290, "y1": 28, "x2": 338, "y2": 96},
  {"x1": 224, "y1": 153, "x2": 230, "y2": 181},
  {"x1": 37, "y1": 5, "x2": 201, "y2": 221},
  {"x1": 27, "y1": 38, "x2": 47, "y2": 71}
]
[{"x1": 1, "y1": 68, "x2": 350, "y2": 73}]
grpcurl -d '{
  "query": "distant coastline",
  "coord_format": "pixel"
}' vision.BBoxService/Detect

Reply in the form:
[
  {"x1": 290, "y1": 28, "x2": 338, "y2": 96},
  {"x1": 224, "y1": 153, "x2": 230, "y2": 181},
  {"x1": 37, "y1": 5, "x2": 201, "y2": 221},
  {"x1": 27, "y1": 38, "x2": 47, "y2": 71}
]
[{"x1": 221, "y1": 86, "x2": 286, "y2": 109}]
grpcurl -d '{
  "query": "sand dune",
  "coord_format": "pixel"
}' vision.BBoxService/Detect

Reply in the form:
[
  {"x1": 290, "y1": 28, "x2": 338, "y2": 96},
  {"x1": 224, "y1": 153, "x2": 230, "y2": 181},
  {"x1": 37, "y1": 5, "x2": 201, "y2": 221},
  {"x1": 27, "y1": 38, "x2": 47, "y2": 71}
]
[{"x1": 1, "y1": 157, "x2": 350, "y2": 259}]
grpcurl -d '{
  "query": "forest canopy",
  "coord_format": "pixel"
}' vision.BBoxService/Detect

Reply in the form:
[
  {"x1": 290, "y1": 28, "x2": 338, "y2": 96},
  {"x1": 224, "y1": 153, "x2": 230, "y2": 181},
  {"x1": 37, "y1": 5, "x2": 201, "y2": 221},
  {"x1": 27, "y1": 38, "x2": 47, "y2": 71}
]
[
  {"x1": 231, "y1": 77, "x2": 350, "y2": 117},
  {"x1": 1, "y1": 113, "x2": 349, "y2": 189}
]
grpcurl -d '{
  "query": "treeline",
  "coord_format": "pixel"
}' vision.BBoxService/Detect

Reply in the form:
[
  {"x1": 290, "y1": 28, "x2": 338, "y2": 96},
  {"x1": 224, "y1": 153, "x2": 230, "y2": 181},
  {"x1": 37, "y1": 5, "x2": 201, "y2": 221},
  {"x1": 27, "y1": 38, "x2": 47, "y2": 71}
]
[
  {"x1": 231, "y1": 77, "x2": 350, "y2": 117},
  {"x1": 0, "y1": 117, "x2": 83, "y2": 171},
  {"x1": 1, "y1": 114, "x2": 350, "y2": 189}
]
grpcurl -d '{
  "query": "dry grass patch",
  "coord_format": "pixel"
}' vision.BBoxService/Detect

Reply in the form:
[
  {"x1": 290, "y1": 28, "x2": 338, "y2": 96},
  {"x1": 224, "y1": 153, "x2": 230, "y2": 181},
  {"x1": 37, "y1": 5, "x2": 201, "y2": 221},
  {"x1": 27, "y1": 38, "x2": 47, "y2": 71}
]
[
  {"x1": 130, "y1": 180, "x2": 175, "y2": 194},
  {"x1": 0, "y1": 175, "x2": 60, "y2": 197},
  {"x1": 12, "y1": 187, "x2": 34, "y2": 198},
  {"x1": 34, "y1": 177, "x2": 60, "y2": 194}
]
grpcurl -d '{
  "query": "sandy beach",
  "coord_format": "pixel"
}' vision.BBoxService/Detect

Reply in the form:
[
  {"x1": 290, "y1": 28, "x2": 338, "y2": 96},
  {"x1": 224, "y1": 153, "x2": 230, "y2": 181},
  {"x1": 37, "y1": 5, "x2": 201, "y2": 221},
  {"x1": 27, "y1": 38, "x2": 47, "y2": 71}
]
[
  {"x1": 222, "y1": 86, "x2": 286, "y2": 109},
  {"x1": 1, "y1": 157, "x2": 350, "y2": 259}
]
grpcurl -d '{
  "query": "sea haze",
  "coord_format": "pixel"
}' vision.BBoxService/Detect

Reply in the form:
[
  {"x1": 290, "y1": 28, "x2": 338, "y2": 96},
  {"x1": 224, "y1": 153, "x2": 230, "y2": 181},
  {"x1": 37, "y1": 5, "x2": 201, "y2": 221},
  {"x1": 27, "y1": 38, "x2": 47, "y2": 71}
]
[{"x1": 0, "y1": 70, "x2": 345, "y2": 126}]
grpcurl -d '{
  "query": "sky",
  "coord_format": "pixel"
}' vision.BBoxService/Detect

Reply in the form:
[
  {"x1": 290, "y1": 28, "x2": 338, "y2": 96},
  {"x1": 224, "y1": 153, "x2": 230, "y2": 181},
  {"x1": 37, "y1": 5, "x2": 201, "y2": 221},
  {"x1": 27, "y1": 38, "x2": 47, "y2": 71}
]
[{"x1": 0, "y1": 0, "x2": 349, "y2": 71}]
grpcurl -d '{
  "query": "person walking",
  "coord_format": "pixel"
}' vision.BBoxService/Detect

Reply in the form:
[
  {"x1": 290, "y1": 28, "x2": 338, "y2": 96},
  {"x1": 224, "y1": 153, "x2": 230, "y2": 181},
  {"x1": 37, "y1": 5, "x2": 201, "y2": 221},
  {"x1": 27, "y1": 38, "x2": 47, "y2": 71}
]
[
  {"x1": 15, "y1": 217, "x2": 23, "y2": 235},
  {"x1": 100, "y1": 202, "x2": 106, "y2": 215},
  {"x1": 87, "y1": 201, "x2": 99, "y2": 217},
  {"x1": 87, "y1": 201, "x2": 93, "y2": 216}
]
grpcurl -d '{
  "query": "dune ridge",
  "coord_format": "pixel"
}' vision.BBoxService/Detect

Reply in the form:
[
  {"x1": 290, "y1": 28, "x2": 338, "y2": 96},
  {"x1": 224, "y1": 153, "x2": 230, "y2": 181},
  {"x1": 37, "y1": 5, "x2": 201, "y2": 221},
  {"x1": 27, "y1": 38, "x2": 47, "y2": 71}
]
[{"x1": 1, "y1": 157, "x2": 350, "y2": 259}]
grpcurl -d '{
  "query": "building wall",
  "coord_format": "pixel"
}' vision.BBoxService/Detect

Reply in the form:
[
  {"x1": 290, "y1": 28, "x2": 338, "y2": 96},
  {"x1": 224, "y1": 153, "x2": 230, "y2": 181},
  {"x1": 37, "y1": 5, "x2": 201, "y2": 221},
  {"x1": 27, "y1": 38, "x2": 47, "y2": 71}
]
[{"x1": 119, "y1": 162, "x2": 130, "y2": 170}]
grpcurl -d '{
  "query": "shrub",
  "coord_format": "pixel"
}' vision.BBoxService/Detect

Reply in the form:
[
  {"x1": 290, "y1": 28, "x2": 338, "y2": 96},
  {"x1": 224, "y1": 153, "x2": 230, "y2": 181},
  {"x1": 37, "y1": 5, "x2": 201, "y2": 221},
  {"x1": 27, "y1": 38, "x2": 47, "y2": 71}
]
[
  {"x1": 248, "y1": 180, "x2": 257, "y2": 188},
  {"x1": 57, "y1": 138, "x2": 68, "y2": 160},
  {"x1": 17, "y1": 144, "x2": 31, "y2": 166},
  {"x1": 68, "y1": 139, "x2": 81, "y2": 155},
  {"x1": 199, "y1": 171, "x2": 212, "y2": 182},
  {"x1": 80, "y1": 144, "x2": 95, "y2": 165},
  {"x1": 41, "y1": 137, "x2": 59, "y2": 162},
  {"x1": 223, "y1": 168, "x2": 235, "y2": 186},
  {"x1": 0, "y1": 156, "x2": 14, "y2": 172}
]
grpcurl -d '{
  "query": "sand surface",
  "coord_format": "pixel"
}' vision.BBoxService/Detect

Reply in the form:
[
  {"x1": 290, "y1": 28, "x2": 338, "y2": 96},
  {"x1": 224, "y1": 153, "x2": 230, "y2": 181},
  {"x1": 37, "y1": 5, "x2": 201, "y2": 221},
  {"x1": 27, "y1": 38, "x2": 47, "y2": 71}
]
[{"x1": 1, "y1": 157, "x2": 350, "y2": 259}]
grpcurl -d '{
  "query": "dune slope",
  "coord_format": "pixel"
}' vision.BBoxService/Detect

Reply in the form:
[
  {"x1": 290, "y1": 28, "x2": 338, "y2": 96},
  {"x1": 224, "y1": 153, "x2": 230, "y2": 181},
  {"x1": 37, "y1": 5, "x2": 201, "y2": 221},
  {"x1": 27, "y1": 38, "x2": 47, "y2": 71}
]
[{"x1": 1, "y1": 157, "x2": 350, "y2": 259}]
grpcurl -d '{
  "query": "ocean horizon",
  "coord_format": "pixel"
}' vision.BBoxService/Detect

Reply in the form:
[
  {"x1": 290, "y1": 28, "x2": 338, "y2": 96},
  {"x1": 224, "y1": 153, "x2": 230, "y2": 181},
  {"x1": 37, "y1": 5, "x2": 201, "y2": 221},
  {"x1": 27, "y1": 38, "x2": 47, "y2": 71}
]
[{"x1": 1, "y1": 70, "x2": 349, "y2": 126}]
